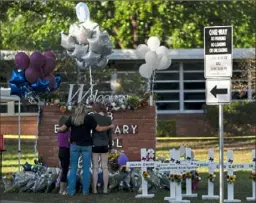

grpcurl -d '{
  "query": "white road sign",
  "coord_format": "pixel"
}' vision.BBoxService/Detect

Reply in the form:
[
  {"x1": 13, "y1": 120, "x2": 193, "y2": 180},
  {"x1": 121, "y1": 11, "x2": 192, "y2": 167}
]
[
  {"x1": 206, "y1": 79, "x2": 231, "y2": 105},
  {"x1": 204, "y1": 26, "x2": 233, "y2": 78},
  {"x1": 205, "y1": 54, "x2": 232, "y2": 77}
]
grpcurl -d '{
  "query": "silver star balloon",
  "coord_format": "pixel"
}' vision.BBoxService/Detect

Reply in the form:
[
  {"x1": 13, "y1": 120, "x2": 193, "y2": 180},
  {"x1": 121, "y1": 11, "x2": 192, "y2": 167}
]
[{"x1": 60, "y1": 33, "x2": 76, "y2": 50}]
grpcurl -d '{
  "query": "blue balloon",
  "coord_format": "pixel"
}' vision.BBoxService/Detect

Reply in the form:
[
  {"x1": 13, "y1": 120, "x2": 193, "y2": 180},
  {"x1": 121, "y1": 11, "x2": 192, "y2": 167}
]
[
  {"x1": 31, "y1": 78, "x2": 50, "y2": 93},
  {"x1": 9, "y1": 69, "x2": 25, "y2": 85},
  {"x1": 9, "y1": 83, "x2": 25, "y2": 97},
  {"x1": 54, "y1": 75, "x2": 62, "y2": 89},
  {"x1": 118, "y1": 153, "x2": 129, "y2": 166}
]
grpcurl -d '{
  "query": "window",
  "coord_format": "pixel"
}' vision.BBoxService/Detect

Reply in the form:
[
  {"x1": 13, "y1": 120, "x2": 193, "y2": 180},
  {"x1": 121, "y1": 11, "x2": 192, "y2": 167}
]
[
  {"x1": 184, "y1": 92, "x2": 205, "y2": 100},
  {"x1": 15, "y1": 104, "x2": 38, "y2": 113},
  {"x1": 183, "y1": 62, "x2": 204, "y2": 71},
  {"x1": 184, "y1": 82, "x2": 205, "y2": 90},
  {"x1": 156, "y1": 102, "x2": 180, "y2": 110},
  {"x1": 154, "y1": 83, "x2": 179, "y2": 90},
  {"x1": 156, "y1": 73, "x2": 179, "y2": 81},
  {"x1": 184, "y1": 102, "x2": 204, "y2": 110},
  {"x1": 156, "y1": 93, "x2": 179, "y2": 100},
  {"x1": 184, "y1": 73, "x2": 204, "y2": 80},
  {"x1": 0, "y1": 103, "x2": 7, "y2": 113}
]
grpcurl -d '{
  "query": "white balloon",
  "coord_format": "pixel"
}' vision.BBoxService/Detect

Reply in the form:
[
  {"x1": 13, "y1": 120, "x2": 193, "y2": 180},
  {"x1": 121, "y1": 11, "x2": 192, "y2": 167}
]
[
  {"x1": 145, "y1": 51, "x2": 159, "y2": 70},
  {"x1": 75, "y1": 2, "x2": 90, "y2": 22},
  {"x1": 158, "y1": 55, "x2": 172, "y2": 70},
  {"x1": 136, "y1": 44, "x2": 150, "y2": 58},
  {"x1": 139, "y1": 64, "x2": 153, "y2": 79},
  {"x1": 147, "y1": 36, "x2": 160, "y2": 51},
  {"x1": 156, "y1": 46, "x2": 169, "y2": 57},
  {"x1": 158, "y1": 55, "x2": 169, "y2": 70}
]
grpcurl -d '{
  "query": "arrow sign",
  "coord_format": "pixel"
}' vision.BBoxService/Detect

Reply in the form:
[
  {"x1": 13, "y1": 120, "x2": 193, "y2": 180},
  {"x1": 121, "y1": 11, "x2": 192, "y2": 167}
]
[
  {"x1": 206, "y1": 79, "x2": 231, "y2": 105},
  {"x1": 210, "y1": 85, "x2": 228, "y2": 98}
]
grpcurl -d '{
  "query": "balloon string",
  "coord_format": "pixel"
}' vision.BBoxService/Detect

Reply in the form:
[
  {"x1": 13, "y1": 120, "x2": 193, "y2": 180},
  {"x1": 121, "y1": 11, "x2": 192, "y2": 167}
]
[
  {"x1": 151, "y1": 70, "x2": 156, "y2": 97},
  {"x1": 89, "y1": 66, "x2": 93, "y2": 97},
  {"x1": 35, "y1": 98, "x2": 40, "y2": 157}
]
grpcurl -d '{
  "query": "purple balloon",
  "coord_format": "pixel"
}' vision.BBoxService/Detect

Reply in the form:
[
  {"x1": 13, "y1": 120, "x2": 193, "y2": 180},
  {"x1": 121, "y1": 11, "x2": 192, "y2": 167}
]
[
  {"x1": 42, "y1": 57, "x2": 56, "y2": 76},
  {"x1": 15, "y1": 52, "x2": 30, "y2": 70},
  {"x1": 44, "y1": 51, "x2": 56, "y2": 59},
  {"x1": 30, "y1": 51, "x2": 45, "y2": 70},
  {"x1": 117, "y1": 153, "x2": 129, "y2": 166},
  {"x1": 44, "y1": 74, "x2": 56, "y2": 89},
  {"x1": 25, "y1": 67, "x2": 40, "y2": 84}
]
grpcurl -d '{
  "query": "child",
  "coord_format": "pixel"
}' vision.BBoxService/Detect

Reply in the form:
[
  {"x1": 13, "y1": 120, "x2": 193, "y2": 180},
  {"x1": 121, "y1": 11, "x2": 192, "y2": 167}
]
[{"x1": 58, "y1": 116, "x2": 71, "y2": 195}]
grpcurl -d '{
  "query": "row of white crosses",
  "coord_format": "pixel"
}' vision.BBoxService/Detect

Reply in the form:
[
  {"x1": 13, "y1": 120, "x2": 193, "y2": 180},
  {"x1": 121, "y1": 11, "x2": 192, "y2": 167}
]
[{"x1": 126, "y1": 148, "x2": 256, "y2": 202}]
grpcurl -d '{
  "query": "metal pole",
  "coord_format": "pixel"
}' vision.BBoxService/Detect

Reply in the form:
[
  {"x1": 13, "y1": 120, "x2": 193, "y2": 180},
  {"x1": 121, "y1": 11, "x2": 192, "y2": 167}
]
[
  {"x1": 18, "y1": 99, "x2": 21, "y2": 172},
  {"x1": 219, "y1": 104, "x2": 224, "y2": 203}
]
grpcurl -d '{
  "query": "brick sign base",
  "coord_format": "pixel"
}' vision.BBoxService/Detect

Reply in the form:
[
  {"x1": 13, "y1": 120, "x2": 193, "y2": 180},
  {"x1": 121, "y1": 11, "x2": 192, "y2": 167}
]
[{"x1": 38, "y1": 106, "x2": 156, "y2": 167}]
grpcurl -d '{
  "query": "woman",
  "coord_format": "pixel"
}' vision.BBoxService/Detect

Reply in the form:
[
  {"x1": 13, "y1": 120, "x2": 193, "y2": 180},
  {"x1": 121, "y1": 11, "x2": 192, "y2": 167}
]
[
  {"x1": 58, "y1": 103, "x2": 114, "y2": 196},
  {"x1": 91, "y1": 103, "x2": 113, "y2": 194},
  {"x1": 57, "y1": 116, "x2": 71, "y2": 195}
]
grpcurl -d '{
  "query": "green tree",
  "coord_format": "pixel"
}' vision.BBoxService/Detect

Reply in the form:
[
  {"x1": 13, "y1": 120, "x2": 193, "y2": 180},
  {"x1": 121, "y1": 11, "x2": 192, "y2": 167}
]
[{"x1": 0, "y1": 0, "x2": 255, "y2": 50}]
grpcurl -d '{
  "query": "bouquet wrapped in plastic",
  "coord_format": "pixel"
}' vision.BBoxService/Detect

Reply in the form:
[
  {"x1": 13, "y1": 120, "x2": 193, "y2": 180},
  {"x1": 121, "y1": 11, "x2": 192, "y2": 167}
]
[
  {"x1": 108, "y1": 171, "x2": 121, "y2": 191},
  {"x1": 3, "y1": 172, "x2": 35, "y2": 193},
  {"x1": 130, "y1": 168, "x2": 142, "y2": 191}
]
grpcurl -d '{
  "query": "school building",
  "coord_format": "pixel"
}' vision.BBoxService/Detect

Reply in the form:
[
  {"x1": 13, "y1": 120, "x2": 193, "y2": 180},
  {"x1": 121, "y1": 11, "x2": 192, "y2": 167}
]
[{"x1": 0, "y1": 48, "x2": 255, "y2": 136}]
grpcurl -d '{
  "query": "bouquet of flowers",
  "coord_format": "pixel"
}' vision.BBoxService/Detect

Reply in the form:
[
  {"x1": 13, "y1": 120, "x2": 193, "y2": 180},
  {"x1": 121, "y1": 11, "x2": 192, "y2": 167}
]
[
  {"x1": 108, "y1": 151, "x2": 121, "y2": 172},
  {"x1": 191, "y1": 170, "x2": 201, "y2": 191},
  {"x1": 227, "y1": 175, "x2": 236, "y2": 184},
  {"x1": 208, "y1": 173, "x2": 216, "y2": 182}
]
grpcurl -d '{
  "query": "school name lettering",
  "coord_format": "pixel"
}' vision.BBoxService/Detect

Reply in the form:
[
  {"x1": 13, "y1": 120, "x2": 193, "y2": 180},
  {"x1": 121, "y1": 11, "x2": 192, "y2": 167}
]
[{"x1": 54, "y1": 124, "x2": 138, "y2": 135}]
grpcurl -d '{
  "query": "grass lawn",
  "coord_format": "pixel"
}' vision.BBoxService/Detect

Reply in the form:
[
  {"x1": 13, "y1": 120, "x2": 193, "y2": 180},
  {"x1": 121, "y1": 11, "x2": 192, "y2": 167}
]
[{"x1": 0, "y1": 136, "x2": 255, "y2": 202}]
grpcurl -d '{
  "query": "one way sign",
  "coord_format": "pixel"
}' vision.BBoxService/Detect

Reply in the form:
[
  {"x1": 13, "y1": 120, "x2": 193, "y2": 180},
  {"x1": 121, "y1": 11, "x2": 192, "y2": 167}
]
[{"x1": 206, "y1": 79, "x2": 232, "y2": 105}]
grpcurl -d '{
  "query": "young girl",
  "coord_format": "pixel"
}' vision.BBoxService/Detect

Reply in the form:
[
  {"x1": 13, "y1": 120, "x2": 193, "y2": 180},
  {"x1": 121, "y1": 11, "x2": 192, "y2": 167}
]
[{"x1": 58, "y1": 116, "x2": 71, "y2": 195}]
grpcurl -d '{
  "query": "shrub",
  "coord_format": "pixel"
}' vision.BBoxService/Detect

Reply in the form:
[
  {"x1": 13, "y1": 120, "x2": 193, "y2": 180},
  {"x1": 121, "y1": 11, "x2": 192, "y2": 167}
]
[
  {"x1": 157, "y1": 120, "x2": 176, "y2": 137},
  {"x1": 203, "y1": 101, "x2": 256, "y2": 135}
]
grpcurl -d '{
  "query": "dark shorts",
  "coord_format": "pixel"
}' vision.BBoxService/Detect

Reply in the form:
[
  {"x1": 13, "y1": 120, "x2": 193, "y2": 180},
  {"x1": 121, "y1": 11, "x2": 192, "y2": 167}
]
[{"x1": 92, "y1": 146, "x2": 108, "y2": 153}]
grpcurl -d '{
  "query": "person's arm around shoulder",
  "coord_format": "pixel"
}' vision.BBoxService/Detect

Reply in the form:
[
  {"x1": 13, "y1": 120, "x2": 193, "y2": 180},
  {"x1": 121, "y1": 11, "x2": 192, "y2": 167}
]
[
  {"x1": 58, "y1": 116, "x2": 71, "y2": 132},
  {"x1": 87, "y1": 114, "x2": 114, "y2": 131},
  {"x1": 107, "y1": 117, "x2": 113, "y2": 152}
]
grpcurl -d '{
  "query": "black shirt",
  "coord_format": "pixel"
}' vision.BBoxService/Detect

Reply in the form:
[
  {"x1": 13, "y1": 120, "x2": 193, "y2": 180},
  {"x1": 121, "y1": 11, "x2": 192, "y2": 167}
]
[{"x1": 65, "y1": 114, "x2": 97, "y2": 146}]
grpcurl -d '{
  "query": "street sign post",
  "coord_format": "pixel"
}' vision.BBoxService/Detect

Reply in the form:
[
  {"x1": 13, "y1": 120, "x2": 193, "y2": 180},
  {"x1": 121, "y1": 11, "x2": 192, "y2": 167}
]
[{"x1": 204, "y1": 25, "x2": 233, "y2": 203}]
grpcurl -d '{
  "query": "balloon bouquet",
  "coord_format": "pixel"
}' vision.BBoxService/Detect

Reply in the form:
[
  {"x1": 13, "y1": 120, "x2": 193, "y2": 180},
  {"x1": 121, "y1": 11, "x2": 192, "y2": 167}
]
[
  {"x1": 61, "y1": 2, "x2": 113, "y2": 97},
  {"x1": 136, "y1": 37, "x2": 171, "y2": 104},
  {"x1": 9, "y1": 51, "x2": 61, "y2": 101},
  {"x1": 9, "y1": 51, "x2": 61, "y2": 155}
]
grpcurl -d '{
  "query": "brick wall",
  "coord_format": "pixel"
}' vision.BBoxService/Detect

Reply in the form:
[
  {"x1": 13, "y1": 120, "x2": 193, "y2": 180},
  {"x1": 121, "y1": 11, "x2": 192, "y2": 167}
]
[
  {"x1": 0, "y1": 115, "x2": 37, "y2": 135},
  {"x1": 38, "y1": 106, "x2": 157, "y2": 167}
]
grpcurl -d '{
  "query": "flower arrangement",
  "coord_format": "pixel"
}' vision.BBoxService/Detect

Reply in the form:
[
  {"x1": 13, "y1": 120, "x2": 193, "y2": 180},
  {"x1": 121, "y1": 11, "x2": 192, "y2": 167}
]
[
  {"x1": 42, "y1": 91, "x2": 150, "y2": 113},
  {"x1": 184, "y1": 172, "x2": 192, "y2": 179},
  {"x1": 208, "y1": 173, "x2": 216, "y2": 182},
  {"x1": 168, "y1": 174, "x2": 182, "y2": 184},
  {"x1": 142, "y1": 171, "x2": 150, "y2": 181},
  {"x1": 250, "y1": 172, "x2": 256, "y2": 181},
  {"x1": 168, "y1": 174, "x2": 175, "y2": 182},
  {"x1": 227, "y1": 175, "x2": 236, "y2": 184},
  {"x1": 108, "y1": 151, "x2": 121, "y2": 171}
]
